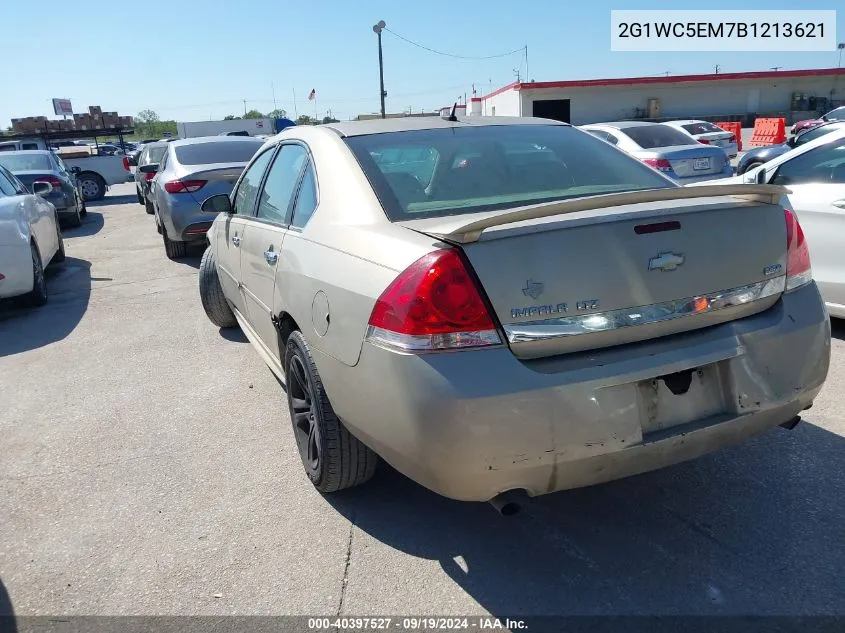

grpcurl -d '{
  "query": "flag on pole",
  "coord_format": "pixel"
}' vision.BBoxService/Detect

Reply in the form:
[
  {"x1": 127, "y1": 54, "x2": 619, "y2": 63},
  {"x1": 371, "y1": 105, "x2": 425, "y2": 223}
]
[{"x1": 308, "y1": 89, "x2": 316, "y2": 101}]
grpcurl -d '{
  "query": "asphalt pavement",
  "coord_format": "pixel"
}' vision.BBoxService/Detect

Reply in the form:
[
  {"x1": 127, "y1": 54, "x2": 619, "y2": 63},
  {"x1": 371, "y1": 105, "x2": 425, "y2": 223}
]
[{"x1": 1, "y1": 183, "x2": 843, "y2": 619}]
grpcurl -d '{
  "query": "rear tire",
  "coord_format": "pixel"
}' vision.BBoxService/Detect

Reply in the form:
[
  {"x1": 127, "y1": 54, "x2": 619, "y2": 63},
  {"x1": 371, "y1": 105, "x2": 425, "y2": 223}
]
[
  {"x1": 137, "y1": 187, "x2": 144, "y2": 205},
  {"x1": 145, "y1": 197, "x2": 155, "y2": 215},
  {"x1": 52, "y1": 223, "x2": 66, "y2": 263},
  {"x1": 21, "y1": 243, "x2": 48, "y2": 307},
  {"x1": 79, "y1": 173, "x2": 106, "y2": 201},
  {"x1": 198, "y1": 246, "x2": 237, "y2": 328},
  {"x1": 162, "y1": 226, "x2": 187, "y2": 260},
  {"x1": 284, "y1": 330, "x2": 378, "y2": 493},
  {"x1": 66, "y1": 205, "x2": 82, "y2": 228}
]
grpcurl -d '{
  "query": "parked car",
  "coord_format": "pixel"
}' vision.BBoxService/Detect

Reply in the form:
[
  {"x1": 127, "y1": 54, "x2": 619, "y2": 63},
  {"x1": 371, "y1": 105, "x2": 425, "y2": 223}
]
[
  {"x1": 0, "y1": 164, "x2": 64, "y2": 306},
  {"x1": 702, "y1": 127, "x2": 845, "y2": 318},
  {"x1": 736, "y1": 121, "x2": 845, "y2": 174},
  {"x1": 130, "y1": 142, "x2": 167, "y2": 213},
  {"x1": 581, "y1": 121, "x2": 733, "y2": 183},
  {"x1": 663, "y1": 120, "x2": 738, "y2": 158},
  {"x1": 90, "y1": 143, "x2": 124, "y2": 156},
  {"x1": 195, "y1": 117, "x2": 829, "y2": 506},
  {"x1": 791, "y1": 106, "x2": 845, "y2": 136},
  {"x1": 0, "y1": 150, "x2": 86, "y2": 227},
  {"x1": 143, "y1": 136, "x2": 263, "y2": 258}
]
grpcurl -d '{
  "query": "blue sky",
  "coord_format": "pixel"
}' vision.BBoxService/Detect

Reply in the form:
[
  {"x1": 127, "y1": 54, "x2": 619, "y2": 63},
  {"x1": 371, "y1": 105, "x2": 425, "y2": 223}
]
[{"x1": 2, "y1": 0, "x2": 843, "y2": 126}]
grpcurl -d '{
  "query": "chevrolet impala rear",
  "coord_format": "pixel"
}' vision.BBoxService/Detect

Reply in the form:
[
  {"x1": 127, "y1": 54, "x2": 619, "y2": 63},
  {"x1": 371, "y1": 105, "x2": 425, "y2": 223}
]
[{"x1": 299, "y1": 120, "x2": 831, "y2": 503}]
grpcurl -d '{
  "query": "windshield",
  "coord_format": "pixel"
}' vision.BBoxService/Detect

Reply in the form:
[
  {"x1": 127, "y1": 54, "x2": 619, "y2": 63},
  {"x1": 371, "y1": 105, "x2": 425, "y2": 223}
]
[
  {"x1": 174, "y1": 140, "x2": 263, "y2": 165},
  {"x1": 620, "y1": 125, "x2": 699, "y2": 149},
  {"x1": 681, "y1": 122, "x2": 724, "y2": 135},
  {"x1": 795, "y1": 124, "x2": 845, "y2": 146},
  {"x1": 344, "y1": 125, "x2": 674, "y2": 221},
  {"x1": 0, "y1": 153, "x2": 53, "y2": 172}
]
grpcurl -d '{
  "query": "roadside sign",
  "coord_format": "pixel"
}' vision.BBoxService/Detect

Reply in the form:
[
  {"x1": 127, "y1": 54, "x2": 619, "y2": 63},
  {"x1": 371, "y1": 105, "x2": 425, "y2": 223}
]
[{"x1": 52, "y1": 98, "x2": 73, "y2": 116}]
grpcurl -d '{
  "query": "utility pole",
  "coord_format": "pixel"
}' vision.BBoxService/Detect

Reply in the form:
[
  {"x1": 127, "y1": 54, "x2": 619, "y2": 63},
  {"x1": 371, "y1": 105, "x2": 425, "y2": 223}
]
[
  {"x1": 243, "y1": 99, "x2": 247, "y2": 116},
  {"x1": 838, "y1": 43, "x2": 845, "y2": 68},
  {"x1": 714, "y1": 64, "x2": 720, "y2": 74},
  {"x1": 373, "y1": 20, "x2": 387, "y2": 119}
]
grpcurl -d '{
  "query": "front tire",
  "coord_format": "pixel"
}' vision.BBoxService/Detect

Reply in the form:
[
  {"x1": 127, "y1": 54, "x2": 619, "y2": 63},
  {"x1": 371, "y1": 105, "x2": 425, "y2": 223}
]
[
  {"x1": 137, "y1": 187, "x2": 144, "y2": 205},
  {"x1": 284, "y1": 330, "x2": 378, "y2": 493},
  {"x1": 52, "y1": 223, "x2": 66, "y2": 263},
  {"x1": 738, "y1": 160, "x2": 764, "y2": 175},
  {"x1": 21, "y1": 243, "x2": 48, "y2": 307},
  {"x1": 198, "y1": 247, "x2": 237, "y2": 328}
]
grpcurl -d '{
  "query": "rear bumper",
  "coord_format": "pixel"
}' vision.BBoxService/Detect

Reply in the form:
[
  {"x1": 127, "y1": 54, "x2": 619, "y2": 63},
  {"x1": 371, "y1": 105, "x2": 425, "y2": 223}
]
[
  {"x1": 159, "y1": 196, "x2": 219, "y2": 242},
  {"x1": 317, "y1": 283, "x2": 830, "y2": 501},
  {"x1": 0, "y1": 242, "x2": 34, "y2": 299}
]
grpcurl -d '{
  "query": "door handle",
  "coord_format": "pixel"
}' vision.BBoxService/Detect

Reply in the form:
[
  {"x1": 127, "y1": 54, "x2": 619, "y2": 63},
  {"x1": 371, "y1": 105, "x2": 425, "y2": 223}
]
[
  {"x1": 231, "y1": 235, "x2": 241, "y2": 246},
  {"x1": 832, "y1": 200, "x2": 845, "y2": 209},
  {"x1": 264, "y1": 249, "x2": 278, "y2": 265}
]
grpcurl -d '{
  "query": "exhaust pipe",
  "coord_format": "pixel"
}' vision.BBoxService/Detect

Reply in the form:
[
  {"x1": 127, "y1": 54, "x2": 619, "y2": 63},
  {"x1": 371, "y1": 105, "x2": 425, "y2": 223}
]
[
  {"x1": 489, "y1": 490, "x2": 526, "y2": 516},
  {"x1": 780, "y1": 415, "x2": 801, "y2": 430}
]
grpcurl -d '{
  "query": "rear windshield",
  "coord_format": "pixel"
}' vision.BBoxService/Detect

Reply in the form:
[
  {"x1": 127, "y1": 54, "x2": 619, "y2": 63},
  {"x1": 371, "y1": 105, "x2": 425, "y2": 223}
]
[
  {"x1": 174, "y1": 140, "x2": 262, "y2": 165},
  {"x1": 620, "y1": 125, "x2": 698, "y2": 149},
  {"x1": 681, "y1": 122, "x2": 724, "y2": 135},
  {"x1": 344, "y1": 125, "x2": 674, "y2": 221},
  {"x1": 0, "y1": 153, "x2": 53, "y2": 172}
]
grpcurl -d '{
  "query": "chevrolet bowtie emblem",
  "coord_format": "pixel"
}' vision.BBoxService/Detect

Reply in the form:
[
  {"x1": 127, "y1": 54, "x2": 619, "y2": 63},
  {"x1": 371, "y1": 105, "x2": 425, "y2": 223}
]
[{"x1": 648, "y1": 252, "x2": 685, "y2": 272}]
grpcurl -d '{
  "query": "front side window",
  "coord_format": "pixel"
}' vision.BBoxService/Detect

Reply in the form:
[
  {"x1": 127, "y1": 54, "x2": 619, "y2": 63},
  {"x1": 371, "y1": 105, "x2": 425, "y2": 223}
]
[
  {"x1": 256, "y1": 145, "x2": 307, "y2": 224},
  {"x1": 770, "y1": 138, "x2": 845, "y2": 185},
  {"x1": 231, "y1": 147, "x2": 276, "y2": 216},
  {"x1": 344, "y1": 125, "x2": 674, "y2": 221}
]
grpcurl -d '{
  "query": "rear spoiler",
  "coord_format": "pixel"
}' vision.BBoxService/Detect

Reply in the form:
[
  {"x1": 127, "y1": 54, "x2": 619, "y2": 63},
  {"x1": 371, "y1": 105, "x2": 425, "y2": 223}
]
[{"x1": 408, "y1": 184, "x2": 791, "y2": 244}]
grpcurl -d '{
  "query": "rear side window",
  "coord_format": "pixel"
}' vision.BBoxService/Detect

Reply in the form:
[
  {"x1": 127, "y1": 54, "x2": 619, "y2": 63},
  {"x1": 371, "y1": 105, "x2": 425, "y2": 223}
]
[
  {"x1": 141, "y1": 146, "x2": 166, "y2": 165},
  {"x1": 344, "y1": 125, "x2": 674, "y2": 221},
  {"x1": 290, "y1": 161, "x2": 317, "y2": 228},
  {"x1": 0, "y1": 153, "x2": 53, "y2": 171},
  {"x1": 620, "y1": 125, "x2": 697, "y2": 148},
  {"x1": 174, "y1": 140, "x2": 263, "y2": 165},
  {"x1": 681, "y1": 122, "x2": 723, "y2": 135}
]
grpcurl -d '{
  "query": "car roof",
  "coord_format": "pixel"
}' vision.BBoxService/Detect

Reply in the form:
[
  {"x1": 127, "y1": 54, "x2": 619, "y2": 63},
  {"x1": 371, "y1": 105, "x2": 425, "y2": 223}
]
[
  {"x1": 585, "y1": 121, "x2": 665, "y2": 129},
  {"x1": 321, "y1": 115, "x2": 569, "y2": 137},
  {"x1": 0, "y1": 149, "x2": 53, "y2": 156},
  {"x1": 665, "y1": 119, "x2": 706, "y2": 125},
  {"x1": 168, "y1": 136, "x2": 265, "y2": 147}
]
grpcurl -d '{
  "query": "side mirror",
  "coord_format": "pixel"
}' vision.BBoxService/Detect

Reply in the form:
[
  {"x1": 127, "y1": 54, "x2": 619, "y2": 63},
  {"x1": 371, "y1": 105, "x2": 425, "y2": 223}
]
[
  {"x1": 201, "y1": 194, "x2": 233, "y2": 214},
  {"x1": 787, "y1": 136, "x2": 796, "y2": 148},
  {"x1": 755, "y1": 168, "x2": 767, "y2": 184},
  {"x1": 70, "y1": 165, "x2": 82, "y2": 175},
  {"x1": 127, "y1": 156, "x2": 137, "y2": 166},
  {"x1": 138, "y1": 163, "x2": 159, "y2": 174},
  {"x1": 32, "y1": 181, "x2": 53, "y2": 196}
]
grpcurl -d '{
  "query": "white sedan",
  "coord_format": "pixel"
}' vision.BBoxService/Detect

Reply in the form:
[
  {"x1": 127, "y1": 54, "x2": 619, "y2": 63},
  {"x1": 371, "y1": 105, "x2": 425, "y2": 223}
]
[
  {"x1": 663, "y1": 120, "x2": 739, "y2": 158},
  {"x1": 691, "y1": 127, "x2": 845, "y2": 318},
  {"x1": 0, "y1": 164, "x2": 65, "y2": 306}
]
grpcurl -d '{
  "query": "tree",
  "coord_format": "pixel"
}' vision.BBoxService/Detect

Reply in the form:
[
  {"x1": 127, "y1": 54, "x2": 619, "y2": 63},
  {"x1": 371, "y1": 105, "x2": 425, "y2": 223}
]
[
  {"x1": 136, "y1": 109, "x2": 160, "y2": 124},
  {"x1": 243, "y1": 110, "x2": 265, "y2": 119},
  {"x1": 267, "y1": 108, "x2": 287, "y2": 120},
  {"x1": 223, "y1": 115, "x2": 240, "y2": 120},
  {"x1": 296, "y1": 115, "x2": 315, "y2": 125},
  {"x1": 321, "y1": 116, "x2": 340, "y2": 124}
]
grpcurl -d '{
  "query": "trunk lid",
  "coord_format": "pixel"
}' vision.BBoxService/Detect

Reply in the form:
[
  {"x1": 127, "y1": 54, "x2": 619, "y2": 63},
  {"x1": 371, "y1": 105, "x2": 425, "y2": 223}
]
[
  {"x1": 639, "y1": 145, "x2": 728, "y2": 177},
  {"x1": 399, "y1": 187, "x2": 788, "y2": 359},
  {"x1": 179, "y1": 163, "x2": 248, "y2": 204},
  {"x1": 697, "y1": 131, "x2": 734, "y2": 148}
]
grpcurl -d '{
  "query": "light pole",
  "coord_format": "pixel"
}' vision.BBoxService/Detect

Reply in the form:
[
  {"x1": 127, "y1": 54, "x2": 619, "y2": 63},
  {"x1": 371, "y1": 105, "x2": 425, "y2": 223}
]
[{"x1": 373, "y1": 20, "x2": 387, "y2": 119}]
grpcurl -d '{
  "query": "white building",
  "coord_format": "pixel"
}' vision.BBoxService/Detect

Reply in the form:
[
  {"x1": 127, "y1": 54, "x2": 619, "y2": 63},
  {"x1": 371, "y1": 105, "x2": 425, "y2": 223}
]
[{"x1": 476, "y1": 67, "x2": 845, "y2": 125}]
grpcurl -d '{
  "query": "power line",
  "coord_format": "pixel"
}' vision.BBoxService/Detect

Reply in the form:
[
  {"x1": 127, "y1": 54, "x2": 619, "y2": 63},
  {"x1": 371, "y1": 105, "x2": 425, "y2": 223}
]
[{"x1": 384, "y1": 27, "x2": 525, "y2": 60}]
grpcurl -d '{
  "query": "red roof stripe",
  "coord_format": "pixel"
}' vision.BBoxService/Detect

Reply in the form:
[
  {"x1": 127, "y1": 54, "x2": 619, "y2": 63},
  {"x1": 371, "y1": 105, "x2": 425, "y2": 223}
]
[{"x1": 482, "y1": 67, "x2": 845, "y2": 99}]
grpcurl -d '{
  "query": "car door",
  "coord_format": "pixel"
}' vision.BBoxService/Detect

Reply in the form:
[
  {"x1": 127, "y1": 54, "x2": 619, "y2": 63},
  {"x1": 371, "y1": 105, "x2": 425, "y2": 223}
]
[
  {"x1": 215, "y1": 146, "x2": 277, "y2": 318},
  {"x1": 767, "y1": 137, "x2": 845, "y2": 312},
  {"x1": 240, "y1": 144, "x2": 308, "y2": 352},
  {"x1": 0, "y1": 167, "x2": 56, "y2": 259}
]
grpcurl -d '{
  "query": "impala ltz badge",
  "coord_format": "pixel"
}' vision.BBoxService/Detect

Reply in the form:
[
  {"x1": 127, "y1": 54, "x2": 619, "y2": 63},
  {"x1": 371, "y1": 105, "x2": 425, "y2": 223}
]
[
  {"x1": 522, "y1": 279, "x2": 544, "y2": 300},
  {"x1": 648, "y1": 252, "x2": 685, "y2": 272}
]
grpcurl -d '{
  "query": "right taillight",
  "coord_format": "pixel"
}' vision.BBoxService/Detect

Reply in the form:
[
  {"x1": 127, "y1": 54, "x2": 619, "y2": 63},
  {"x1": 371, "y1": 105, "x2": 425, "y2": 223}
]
[
  {"x1": 366, "y1": 249, "x2": 502, "y2": 352},
  {"x1": 784, "y1": 209, "x2": 812, "y2": 290},
  {"x1": 698, "y1": 138, "x2": 711, "y2": 144},
  {"x1": 164, "y1": 179, "x2": 206, "y2": 194}
]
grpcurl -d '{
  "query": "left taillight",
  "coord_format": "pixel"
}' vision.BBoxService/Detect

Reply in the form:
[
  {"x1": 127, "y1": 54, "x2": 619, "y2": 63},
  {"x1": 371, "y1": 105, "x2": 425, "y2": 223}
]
[
  {"x1": 642, "y1": 158, "x2": 672, "y2": 172},
  {"x1": 122, "y1": 157, "x2": 130, "y2": 171},
  {"x1": 698, "y1": 138, "x2": 711, "y2": 144},
  {"x1": 164, "y1": 180, "x2": 206, "y2": 194},
  {"x1": 784, "y1": 209, "x2": 812, "y2": 290}
]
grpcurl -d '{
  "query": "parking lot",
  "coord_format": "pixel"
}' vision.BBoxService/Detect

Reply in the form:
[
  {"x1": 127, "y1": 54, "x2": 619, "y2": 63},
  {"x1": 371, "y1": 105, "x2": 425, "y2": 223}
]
[{"x1": 1, "y1": 181, "x2": 844, "y2": 618}]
